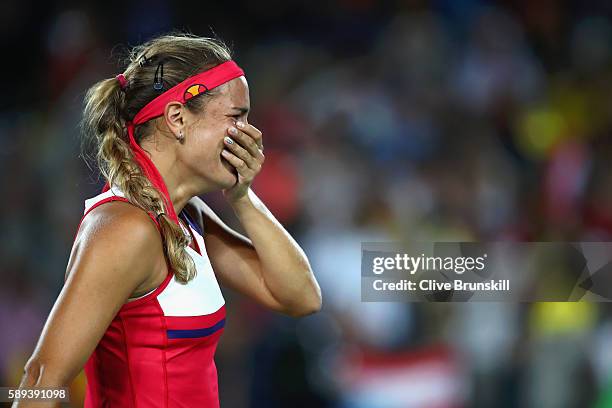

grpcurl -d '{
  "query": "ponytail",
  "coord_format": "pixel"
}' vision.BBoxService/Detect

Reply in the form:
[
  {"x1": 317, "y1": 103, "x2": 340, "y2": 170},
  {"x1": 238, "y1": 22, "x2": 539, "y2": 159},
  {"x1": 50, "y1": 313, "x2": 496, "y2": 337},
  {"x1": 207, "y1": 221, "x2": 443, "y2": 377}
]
[
  {"x1": 80, "y1": 34, "x2": 232, "y2": 283},
  {"x1": 80, "y1": 59, "x2": 195, "y2": 284}
]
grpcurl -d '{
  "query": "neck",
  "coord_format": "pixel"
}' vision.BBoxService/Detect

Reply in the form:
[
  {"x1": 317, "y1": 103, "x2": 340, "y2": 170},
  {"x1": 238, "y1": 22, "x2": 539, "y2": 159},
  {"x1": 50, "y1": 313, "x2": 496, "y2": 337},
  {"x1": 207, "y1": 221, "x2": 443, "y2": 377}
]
[{"x1": 142, "y1": 138, "x2": 194, "y2": 216}]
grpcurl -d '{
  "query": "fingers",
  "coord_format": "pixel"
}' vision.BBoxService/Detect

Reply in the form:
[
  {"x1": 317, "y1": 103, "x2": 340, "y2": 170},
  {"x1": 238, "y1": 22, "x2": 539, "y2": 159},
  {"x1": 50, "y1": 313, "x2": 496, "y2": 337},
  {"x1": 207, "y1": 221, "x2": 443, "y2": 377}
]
[
  {"x1": 227, "y1": 124, "x2": 265, "y2": 160},
  {"x1": 221, "y1": 148, "x2": 254, "y2": 177},
  {"x1": 235, "y1": 121, "x2": 264, "y2": 151},
  {"x1": 223, "y1": 135, "x2": 261, "y2": 172}
]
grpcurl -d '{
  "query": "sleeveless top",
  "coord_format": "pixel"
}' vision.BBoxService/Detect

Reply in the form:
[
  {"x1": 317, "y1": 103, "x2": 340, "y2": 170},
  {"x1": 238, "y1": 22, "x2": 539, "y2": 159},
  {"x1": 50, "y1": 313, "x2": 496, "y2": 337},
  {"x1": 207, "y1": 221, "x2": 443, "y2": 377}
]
[{"x1": 74, "y1": 186, "x2": 226, "y2": 407}]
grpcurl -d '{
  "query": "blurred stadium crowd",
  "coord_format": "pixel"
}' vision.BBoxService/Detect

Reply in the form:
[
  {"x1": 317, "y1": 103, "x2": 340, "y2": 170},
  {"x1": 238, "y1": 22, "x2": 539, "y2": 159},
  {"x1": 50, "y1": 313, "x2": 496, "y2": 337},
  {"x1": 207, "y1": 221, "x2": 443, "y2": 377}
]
[{"x1": 3, "y1": 0, "x2": 612, "y2": 407}]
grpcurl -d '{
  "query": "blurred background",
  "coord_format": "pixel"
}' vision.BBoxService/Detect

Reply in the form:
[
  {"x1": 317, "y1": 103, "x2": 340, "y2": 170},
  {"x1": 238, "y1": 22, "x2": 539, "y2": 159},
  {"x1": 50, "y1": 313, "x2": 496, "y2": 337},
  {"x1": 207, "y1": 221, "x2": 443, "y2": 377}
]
[{"x1": 2, "y1": 0, "x2": 612, "y2": 407}]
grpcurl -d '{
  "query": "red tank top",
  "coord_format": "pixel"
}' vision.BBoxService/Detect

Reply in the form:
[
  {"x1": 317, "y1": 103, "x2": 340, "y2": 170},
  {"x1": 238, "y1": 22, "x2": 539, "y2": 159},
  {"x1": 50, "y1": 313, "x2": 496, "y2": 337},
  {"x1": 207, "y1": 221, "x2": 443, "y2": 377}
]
[{"x1": 75, "y1": 186, "x2": 226, "y2": 407}]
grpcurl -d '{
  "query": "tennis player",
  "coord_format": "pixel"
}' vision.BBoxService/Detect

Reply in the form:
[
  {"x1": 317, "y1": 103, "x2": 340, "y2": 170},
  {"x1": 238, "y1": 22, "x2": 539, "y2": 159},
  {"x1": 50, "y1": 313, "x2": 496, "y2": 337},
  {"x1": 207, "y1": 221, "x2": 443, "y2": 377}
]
[{"x1": 13, "y1": 33, "x2": 322, "y2": 407}]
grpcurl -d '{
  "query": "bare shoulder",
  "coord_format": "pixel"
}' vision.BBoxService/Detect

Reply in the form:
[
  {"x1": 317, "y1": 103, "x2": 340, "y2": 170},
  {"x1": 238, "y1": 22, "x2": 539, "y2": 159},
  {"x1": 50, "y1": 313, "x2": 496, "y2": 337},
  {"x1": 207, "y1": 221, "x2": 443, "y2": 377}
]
[
  {"x1": 67, "y1": 201, "x2": 163, "y2": 284},
  {"x1": 78, "y1": 200, "x2": 159, "y2": 240}
]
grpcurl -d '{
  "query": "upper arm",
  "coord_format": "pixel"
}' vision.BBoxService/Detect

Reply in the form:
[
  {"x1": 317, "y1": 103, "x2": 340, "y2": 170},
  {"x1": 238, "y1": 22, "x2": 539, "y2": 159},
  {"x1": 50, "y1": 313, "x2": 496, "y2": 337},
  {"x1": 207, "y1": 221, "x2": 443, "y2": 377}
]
[
  {"x1": 26, "y1": 202, "x2": 162, "y2": 385},
  {"x1": 188, "y1": 197, "x2": 286, "y2": 313}
]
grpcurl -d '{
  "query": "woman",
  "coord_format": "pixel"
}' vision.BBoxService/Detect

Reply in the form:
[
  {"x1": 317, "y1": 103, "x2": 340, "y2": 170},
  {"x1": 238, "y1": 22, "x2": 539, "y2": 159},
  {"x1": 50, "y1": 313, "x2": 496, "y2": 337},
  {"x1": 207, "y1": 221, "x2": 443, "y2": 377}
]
[{"x1": 14, "y1": 33, "x2": 321, "y2": 407}]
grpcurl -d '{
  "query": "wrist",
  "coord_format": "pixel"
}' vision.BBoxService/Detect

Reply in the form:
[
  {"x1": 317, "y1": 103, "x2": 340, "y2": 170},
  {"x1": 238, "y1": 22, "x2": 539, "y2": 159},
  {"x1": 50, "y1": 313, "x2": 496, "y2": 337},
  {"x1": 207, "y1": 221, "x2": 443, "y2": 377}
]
[{"x1": 228, "y1": 187, "x2": 255, "y2": 211}]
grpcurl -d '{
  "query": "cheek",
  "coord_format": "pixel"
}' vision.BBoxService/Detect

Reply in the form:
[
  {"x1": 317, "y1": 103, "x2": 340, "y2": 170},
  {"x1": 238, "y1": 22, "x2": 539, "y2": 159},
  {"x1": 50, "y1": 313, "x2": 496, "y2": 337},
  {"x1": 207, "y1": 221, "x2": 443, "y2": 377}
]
[{"x1": 183, "y1": 127, "x2": 224, "y2": 162}]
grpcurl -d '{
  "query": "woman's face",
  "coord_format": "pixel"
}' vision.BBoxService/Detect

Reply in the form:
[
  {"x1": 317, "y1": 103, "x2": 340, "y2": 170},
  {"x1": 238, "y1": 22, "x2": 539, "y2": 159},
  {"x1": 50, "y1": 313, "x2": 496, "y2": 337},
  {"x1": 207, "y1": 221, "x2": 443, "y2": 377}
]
[{"x1": 180, "y1": 76, "x2": 250, "y2": 190}]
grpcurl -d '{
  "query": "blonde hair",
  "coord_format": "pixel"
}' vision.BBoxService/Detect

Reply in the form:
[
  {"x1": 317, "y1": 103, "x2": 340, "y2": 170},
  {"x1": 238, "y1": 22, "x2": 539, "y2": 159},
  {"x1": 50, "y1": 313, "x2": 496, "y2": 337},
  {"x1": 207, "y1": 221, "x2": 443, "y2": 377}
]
[{"x1": 80, "y1": 32, "x2": 232, "y2": 284}]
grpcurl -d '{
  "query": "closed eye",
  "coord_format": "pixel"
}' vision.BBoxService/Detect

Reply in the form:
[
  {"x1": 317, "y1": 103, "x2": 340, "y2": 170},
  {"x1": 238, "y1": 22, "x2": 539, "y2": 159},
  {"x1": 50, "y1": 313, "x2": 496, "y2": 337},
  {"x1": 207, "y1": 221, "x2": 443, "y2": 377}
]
[{"x1": 230, "y1": 106, "x2": 250, "y2": 117}]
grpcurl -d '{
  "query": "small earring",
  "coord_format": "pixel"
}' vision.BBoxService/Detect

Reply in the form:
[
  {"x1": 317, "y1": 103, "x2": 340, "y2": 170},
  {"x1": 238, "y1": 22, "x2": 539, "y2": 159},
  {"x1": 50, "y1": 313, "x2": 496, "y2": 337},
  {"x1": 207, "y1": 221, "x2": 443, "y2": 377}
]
[{"x1": 177, "y1": 130, "x2": 184, "y2": 141}]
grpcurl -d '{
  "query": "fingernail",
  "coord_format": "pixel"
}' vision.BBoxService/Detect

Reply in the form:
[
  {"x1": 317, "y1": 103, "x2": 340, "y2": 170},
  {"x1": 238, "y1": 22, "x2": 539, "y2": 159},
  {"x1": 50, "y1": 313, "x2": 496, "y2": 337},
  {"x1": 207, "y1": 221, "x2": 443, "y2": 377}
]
[
  {"x1": 224, "y1": 136, "x2": 234, "y2": 145},
  {"x1": 236, "y1": 121, "x2": 244, "y2": 128},
  {"x1": 228, "y1": 127, "x2": 238, "y2": 135}
]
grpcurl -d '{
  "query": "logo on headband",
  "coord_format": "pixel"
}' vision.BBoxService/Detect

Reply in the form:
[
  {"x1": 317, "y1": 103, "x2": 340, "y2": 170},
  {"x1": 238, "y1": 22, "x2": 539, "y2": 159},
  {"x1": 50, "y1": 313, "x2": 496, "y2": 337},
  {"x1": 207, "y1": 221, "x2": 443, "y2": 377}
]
[{"x1": 183, "y1": 84, "x2": 209, "y2": 101}]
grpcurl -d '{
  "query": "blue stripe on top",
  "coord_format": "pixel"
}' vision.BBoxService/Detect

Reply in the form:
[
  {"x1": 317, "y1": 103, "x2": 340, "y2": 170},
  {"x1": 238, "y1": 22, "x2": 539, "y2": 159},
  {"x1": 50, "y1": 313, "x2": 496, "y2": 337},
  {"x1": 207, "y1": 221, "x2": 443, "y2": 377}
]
[
  {"x1": 167, "y1": 319, "x2": 226, "y2": 339},
  {"x1": 180, "y1": 209, "x2": 203, "y2": 237}
]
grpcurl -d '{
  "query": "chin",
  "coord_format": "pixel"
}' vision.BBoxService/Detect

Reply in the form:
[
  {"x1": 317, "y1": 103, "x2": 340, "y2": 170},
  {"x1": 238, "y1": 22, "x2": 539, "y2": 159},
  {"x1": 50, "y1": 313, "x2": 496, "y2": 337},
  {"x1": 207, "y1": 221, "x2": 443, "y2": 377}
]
[{"x1": 195, "y1": 159, "x2": 236, "y2": 193}]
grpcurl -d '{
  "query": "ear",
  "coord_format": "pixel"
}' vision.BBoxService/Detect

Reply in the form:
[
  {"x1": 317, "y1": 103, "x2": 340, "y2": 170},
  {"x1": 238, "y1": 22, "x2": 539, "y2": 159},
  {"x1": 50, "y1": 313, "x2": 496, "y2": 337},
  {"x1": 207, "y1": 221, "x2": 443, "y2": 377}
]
[{"x1": 163, "y1": 101, "x2": 185, "y2": 138}]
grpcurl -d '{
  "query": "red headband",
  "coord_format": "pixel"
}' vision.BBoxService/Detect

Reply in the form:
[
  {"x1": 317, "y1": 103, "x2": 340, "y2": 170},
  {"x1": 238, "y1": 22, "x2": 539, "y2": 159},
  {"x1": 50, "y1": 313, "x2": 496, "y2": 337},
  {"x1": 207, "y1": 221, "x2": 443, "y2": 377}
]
[{"x1": 102, "y1": 60, "x2": 245, "y2": 225}]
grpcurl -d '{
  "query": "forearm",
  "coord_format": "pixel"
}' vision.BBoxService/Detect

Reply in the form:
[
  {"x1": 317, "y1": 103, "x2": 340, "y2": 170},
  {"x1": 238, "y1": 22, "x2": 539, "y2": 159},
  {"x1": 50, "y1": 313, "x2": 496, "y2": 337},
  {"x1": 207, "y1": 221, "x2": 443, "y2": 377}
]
[
  {"x1": 230, "y1": 188, "x2": 321, "y2": 315},
  {"x1": 12, "y1": 359, "x2": 65, "y2": 408}
]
